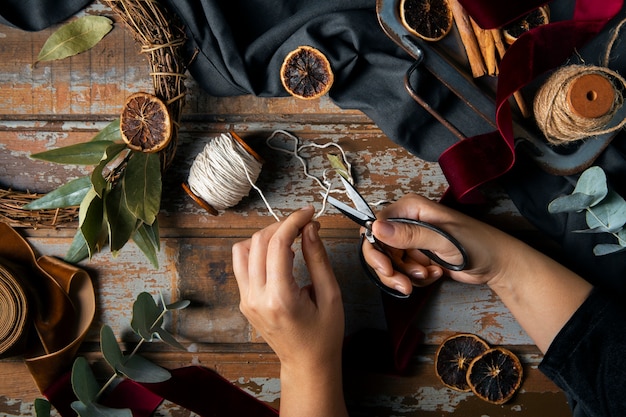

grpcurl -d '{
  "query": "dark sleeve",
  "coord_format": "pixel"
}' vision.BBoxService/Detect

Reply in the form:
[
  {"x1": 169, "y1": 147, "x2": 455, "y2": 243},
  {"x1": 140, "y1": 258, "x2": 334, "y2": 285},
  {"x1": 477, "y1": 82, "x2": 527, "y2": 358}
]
[
  {"x1": 0, "y1": 0, "x2": 92, "y2": 31},
  {"x1": 539, "y1": 288, "x2": 626, "y2": 417}
]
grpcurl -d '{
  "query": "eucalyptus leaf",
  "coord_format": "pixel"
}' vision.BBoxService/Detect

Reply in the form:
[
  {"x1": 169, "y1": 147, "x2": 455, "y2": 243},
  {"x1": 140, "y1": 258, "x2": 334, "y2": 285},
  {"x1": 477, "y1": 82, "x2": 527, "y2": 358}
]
[
  {"x1": 100, "y1": 325, "x2": 124, "y2": 373},
  {"x1": 593, "y1": 243, "x2": 626, "y2": 256},
  {"x1": 31, "y1": 140, "x2": 117, "y2": 165},
  {"x1": 37, "y1": 16, "x2": 113, "y2": 63},
  {"x1": 65, "y1": 229, "x2": 90, "y2": 264},
  {"x1": 132, "y1": 221, "x2": 160, "y2": 268},
  {"x1": 92, "y1": 119, "x2": 122, "y2": 142},
  {"x1": 71, "y1": 400, "x2": 132, "y2": 417},
  {"x1": 105, "y1": 184, "x2": 138, "y2": 253},
  {"x1": 155, "y1": 327, "x2": 186, "y2": 351},
  {"x1": 71, "y1": 357, "x2": 100, "y2": 405},
  {"x1": 23, "y1": 176, "x2": 91, "y2": 210},
  {"x1": 79, "y1": 188, "x2": 105, "y2": 258},
  {"x1": 166, "y1": 300, "x2": 191, "y2": 311},
  {"x1": 618, "y1": 228, "x2": 626, "y2": 246},
  {"x1": 123, "y1": 152, "x2": 162, "y2": 225},
  {"x1": 548, "y1": 193, "x2": 597, "y2": 214},
  {"x1": 34, "y1": 398, "x2": 51, "y2": 417},
  {"x1": 585, "y1": 190, "x2": 626, "y2": 232},
  {"x1": 573, "y1": 166, "x2": 608, "y2": 205},
  {"x1": 131, "y1": 292, "x2": 163, "y2": 341},
  {"x1": 116, "y1": 354, "x2": 171, "y2": 383}
]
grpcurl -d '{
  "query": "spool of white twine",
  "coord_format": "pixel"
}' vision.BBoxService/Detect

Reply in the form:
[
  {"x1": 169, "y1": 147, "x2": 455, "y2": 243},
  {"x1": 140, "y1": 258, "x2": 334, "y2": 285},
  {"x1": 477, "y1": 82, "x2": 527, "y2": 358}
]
[{"x1": 186, "y1": 132, "x2": 266, "y2": 215}]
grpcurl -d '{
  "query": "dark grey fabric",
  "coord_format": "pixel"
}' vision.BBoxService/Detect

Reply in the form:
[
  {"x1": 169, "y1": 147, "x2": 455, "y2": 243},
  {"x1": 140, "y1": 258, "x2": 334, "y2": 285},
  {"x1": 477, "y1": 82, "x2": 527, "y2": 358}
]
[
  {"x1": 0, "y1": 0, "x2": 92, "y2": 31},
  {"x1": 539, "y1": 289, "x2": 626, "y2": 417}
]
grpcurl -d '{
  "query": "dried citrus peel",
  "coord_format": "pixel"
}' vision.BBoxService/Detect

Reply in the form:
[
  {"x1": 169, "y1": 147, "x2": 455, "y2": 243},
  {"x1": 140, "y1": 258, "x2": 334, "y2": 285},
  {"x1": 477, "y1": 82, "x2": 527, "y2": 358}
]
[
  {"x1": 120, "y1": 92, "x2": 172, "y2": 153},
  {"x1": 280, "y1": 46, "x2": 334, "y2": 100}
]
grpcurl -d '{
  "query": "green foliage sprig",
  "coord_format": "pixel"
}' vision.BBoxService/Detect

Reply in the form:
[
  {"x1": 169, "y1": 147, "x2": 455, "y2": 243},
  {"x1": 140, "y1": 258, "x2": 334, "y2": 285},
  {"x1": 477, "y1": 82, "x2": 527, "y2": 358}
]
[
  {"x1": 36, "y1": 292, "x2": 190, "y2": 417},
  {"x1": 548, "y1": 166, "x2": 626, "y2": 255},
  {"x1": 24, "y1": 120, "x2": 162, "y2": 267}
]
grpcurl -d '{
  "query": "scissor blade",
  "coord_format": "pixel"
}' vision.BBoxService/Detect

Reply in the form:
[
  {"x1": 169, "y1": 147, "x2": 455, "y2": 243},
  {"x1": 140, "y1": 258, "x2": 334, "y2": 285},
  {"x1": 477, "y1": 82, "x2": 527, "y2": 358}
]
[
  {"x1": 339, "y1": 176, "x2": 376, "y2": 219},
  {"x1": 325, "y1": 194, "x2": 373, "y2": 227}
]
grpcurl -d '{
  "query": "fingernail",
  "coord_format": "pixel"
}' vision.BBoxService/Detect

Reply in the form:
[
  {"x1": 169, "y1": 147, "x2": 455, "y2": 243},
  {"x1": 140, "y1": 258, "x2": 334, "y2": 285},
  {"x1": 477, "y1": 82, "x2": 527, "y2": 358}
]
[
  {"x1": 300, "y1": 205, "x2": 314, "y2": 212},
  {"x1": 393, "y1": 283, "x2": 409, "y2": 295},
  {"x1": 306, "y1": 222, "x2": 320, "y2": 241},
  {"x1": 410, "y1": 270, "x2": 425, "y2": 280},
  {"x1": 375, "y1": 220, "x2": 395, "y2": 238}
]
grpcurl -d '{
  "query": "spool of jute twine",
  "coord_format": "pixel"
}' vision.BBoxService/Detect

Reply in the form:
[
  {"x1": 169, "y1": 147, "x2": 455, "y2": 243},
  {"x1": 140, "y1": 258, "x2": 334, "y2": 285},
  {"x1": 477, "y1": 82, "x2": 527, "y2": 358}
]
[
  {"x1": 0, "y1": 259, "x2": 29, "y2": 357},
  {"x1": 533, "y1": 17, "x2": 626, "y2": 145},
  {"x1": 533, "y1": 65, "x2": 626, "y2": 145}
]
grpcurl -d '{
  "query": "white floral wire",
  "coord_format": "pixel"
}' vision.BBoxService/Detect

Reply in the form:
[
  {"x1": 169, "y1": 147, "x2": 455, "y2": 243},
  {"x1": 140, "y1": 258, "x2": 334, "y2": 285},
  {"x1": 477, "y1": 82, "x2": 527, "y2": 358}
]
[
  {"x1": 265, "y1": 129, "x2": 354, "y2": 218},
  {"x1": 188, "y1": 130, "x2": 354, "y2": 221}
]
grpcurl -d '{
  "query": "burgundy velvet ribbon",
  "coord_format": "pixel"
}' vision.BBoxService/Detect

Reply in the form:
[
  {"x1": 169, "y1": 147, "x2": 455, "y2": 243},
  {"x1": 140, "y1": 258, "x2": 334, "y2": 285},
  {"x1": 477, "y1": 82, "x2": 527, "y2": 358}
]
[
  {"x1": 439, "y1": 0, "x2": 623, "y2": 203},
  {"x1": 44, "y1": 366, "x2": 279, "y2": 417}
]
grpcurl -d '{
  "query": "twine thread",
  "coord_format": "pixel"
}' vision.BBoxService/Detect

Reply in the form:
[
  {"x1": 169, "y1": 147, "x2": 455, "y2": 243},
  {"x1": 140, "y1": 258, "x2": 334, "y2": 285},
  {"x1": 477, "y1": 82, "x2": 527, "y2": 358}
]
[{"x1": 533, "y1": 65, "x2": 626, "y2": 145}]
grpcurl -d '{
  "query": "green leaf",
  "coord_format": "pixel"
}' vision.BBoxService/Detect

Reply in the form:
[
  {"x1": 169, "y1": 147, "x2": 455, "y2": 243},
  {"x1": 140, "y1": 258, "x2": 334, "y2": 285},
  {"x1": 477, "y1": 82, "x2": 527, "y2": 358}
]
[
  {"x1": 116, "y1": 354, "x2": 171, "y2": 383},
  {"x1": 92, "y1": 119, "x2": 122, "y2": 142},
  {"x1": 573, "y1": 166, "x2": 608, "y2": 206},
  {"x1": 100, "y1": 325, "x2": 124, "y2": 373},
  {"x1": 23, "y1": 176, "x2": 91, "y2": 210},
  {"x1": 31, "y1": 141, "x2": 118, "y2": 165},
  {"x1": 91, "y1": 143, "x2": 129, "y2": 197},
  {"x1": 548, "y1": 193, "x2": 597, "y2": 214},
  {"x1": 131, "y1": 292, "x2": 163, "y2": 341},
  {"x1": 123, "y1": 152, "x2": 162, "y2": 225},
  {"x1": 71, "y1": 401, "x2": 132, "y2": 417},
  {"x1": 327, "y1": 154, "x2": 350, "y2": 180},
  {"x1": 593, "y1": 243, "x2": 626, "y2": 256},
  {"x1": 155, "y1": 327, "x2": 186, "y2": 351},
  {"x1": 132, "y1": 220, "x2": 160, "y2": 268},
  {"x1": 71, "y1": 357, "x2": 100, "y2": 405},
  {"x1": 105, "y1": 184, "x2": 138, "y2": 253},
  {"x1": 548, "y1": 166, "x2": 609, "y2": 214},
  {"x1": 65, "y1": 229, "x2": 90, "y2": 264},
  {"x1": 585, "y1": 190, "x2": 626, "y2": 233},
  {"x1": 79, "y1": 188, "x2": 105, "y2": 258},
  {"x1": 34, "y1": 398, "x2": 51, "y2": 417},
  {"x1": 37, "y1": 16, "x2": 113, "y2": 63},
  {"x1": 166, "y1": 300, "x2": 191, "y2": 311}
]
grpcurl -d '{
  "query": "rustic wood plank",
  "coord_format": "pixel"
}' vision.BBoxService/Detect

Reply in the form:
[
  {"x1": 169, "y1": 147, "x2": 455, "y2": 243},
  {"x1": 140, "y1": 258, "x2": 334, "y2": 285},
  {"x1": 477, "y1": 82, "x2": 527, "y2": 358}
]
[{"x1": 0, "y1": 2, "x2": 566, "y2": 416}]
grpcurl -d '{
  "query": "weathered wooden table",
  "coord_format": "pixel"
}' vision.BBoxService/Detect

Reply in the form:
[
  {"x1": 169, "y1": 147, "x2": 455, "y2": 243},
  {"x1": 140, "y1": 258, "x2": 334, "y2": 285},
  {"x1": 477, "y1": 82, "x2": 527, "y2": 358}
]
[{"x1": 0, "y1": 4, "x2": 572, "y2": 416}]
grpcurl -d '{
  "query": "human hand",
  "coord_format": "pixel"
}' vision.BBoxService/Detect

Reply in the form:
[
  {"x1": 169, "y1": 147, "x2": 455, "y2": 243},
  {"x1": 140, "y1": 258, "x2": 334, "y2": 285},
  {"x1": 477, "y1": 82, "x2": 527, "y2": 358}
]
[
  {"x1": 231, "y1": 206, "x2": 345, "y2": 372},
  {"x1": 362, "y1": 194, "x2": 517, "y2": 295}
]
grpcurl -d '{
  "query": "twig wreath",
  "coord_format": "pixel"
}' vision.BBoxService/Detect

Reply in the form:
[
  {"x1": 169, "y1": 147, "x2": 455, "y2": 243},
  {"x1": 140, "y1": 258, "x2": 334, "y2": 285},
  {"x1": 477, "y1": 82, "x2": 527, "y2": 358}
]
[{"x1": 1, "y1": 0, "x2": 188, "y2": 267}]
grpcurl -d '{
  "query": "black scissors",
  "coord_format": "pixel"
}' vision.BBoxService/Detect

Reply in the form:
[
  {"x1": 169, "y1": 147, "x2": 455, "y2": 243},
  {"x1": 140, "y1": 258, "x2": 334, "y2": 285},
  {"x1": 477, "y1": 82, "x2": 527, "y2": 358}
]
[{"x1": 325, "y1": 176, "x2": 468, "y2": 298}]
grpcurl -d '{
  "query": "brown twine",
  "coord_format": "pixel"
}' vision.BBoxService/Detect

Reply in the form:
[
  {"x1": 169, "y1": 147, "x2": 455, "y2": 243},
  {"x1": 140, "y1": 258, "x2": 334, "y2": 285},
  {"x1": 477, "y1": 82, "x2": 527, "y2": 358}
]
[
  {"x1": 533, "y1": 65, "x2": 626, "y2": 145},
  {"x1": 104, "y1": 0, "x2": 188, "y2": 172},
  {"x1": 533, "y1": 17, "x2": 626, "y2": 145}
]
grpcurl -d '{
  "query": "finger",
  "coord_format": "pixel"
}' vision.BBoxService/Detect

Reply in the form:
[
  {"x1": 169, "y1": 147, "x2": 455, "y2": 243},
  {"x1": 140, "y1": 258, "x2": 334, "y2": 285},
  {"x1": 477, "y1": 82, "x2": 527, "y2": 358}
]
[
  {"x1": 301, "y1": 221, "x2": 341, "y2": 305},
  {"x1": 373, "y1": 220, "x2": 464, "y2": 266},
  {"x1": 232, "y1": 239, "x2": 251, "y2": 296},
  {"x1": 266, "y1": 206, "x2": 316, "y2": 291}
]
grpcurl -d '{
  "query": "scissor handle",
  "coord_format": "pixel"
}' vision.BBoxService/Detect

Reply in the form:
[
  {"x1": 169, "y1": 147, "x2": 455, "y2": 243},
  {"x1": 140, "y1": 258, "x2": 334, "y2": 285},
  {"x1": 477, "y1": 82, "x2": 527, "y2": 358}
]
[{"x1": 359, "y1": 218, "x2": 469, "y2": 298}]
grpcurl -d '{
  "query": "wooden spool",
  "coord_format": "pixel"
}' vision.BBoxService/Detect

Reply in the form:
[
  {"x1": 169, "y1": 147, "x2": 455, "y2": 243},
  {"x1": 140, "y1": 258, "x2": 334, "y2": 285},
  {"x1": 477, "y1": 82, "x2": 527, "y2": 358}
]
[
  {"x1": 182, "y1": 132, "x2": 263, "y2": 216},
  {"x1": 566, "y1": 73, "x2": 615, "y2": 119}
]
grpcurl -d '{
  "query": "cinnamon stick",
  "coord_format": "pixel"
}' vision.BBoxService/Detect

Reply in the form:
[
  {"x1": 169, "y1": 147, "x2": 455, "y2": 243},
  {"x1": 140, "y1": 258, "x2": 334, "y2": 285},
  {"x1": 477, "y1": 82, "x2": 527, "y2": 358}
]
[
  {"x1": 470, "y1": 18, "x2": 497, "y2": 76},
  {"x1": 449, "y1": 0, "x2": 486, "y2": 78}
]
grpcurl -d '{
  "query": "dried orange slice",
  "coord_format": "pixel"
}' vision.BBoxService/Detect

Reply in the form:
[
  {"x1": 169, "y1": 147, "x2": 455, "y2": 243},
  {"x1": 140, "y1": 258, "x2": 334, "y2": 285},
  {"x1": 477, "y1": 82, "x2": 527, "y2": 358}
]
[
  {"x1": 280, "y1": 46, "x2": 334, "y2": 100},
  {"x1": 120, "y1": 92, "x2": 172, "y2": 153},
  {"x1": 400, "y1": 0, "x2": 453, "y2": 42},
  {"x1": 502, "y1": 6, "x2": 550, "y2": 45},
  {"x1": 466, "y1": 347, "x2": 523, "y2": 404},
  {"x1": 435, "y1": 333, "x2": 490, "y2": 391}
]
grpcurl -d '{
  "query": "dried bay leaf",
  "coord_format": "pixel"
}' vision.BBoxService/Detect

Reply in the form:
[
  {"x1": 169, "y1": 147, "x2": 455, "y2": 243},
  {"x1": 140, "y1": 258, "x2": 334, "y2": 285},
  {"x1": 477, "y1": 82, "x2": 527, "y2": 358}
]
[{"x1": 37, "y1": 15, "x2": 113, "y2": 63}]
